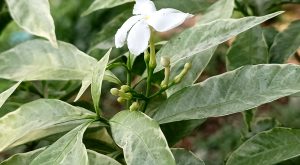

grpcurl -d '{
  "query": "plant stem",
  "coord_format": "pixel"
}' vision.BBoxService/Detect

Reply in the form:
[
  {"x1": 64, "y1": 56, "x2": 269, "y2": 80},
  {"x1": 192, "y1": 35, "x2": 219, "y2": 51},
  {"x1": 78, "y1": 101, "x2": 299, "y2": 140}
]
[
  {"x1": 146, "y1": 29, "x2": 156, "y2": 97},
  {"x1": 126, "y1": 54, "x2": 132, "y2": 109}
]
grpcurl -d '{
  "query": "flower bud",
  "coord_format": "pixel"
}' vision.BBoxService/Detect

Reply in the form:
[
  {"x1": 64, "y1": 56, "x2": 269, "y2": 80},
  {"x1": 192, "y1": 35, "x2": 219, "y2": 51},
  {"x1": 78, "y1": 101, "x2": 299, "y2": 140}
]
[
  {"x1": 120, "y1": 85, "x2": 130, "y2": 92},
  {"x1": 117, "y1": 97, "x2": 126, "y2": 103},
  {"x1": 184, "y1": 63, "x2": 192, "y2": 70},
  {"x1": 110, "y1": 88, "x2": 119, "y2": 96},
  {"x1": 129, "y1": 102, "x2": 139, "y2": 111},
  {"x1": 160, "y1": 57, "x2": 170, "y2": 67}
]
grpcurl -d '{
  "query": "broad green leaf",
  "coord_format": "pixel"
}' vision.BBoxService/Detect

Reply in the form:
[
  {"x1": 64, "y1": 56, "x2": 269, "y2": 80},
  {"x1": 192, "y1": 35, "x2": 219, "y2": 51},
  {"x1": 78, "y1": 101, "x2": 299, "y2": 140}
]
[
  {"x1": 226, "y1": 26, "x2": 269, "y2": 70},
  {"x1": 30, "y1": 121, "x2": 92, "y2": 165},
  {"x1": 171, "y1": 148, "x2": 205, "y2": 165},
  {"x1": 92, "y1": 48, "x2": 111, "y2": 113},
  {"x1": 154, "y1": 64, "x2": 300, "y2": 124},
  {"x1": 0, "y1": 81, "x2": 21, "y2": 108},
  {"x1": 156, "y1": 12, "x2": 282, "y2": 75},
  {"x1": 0, "y1": 148, "x2": 44, "y2": 165},
  {"x1": 5, "y1": 0, "x2": 57, "y2": 46},
  {"x1": 87, "y1": 149, "x2": 121, "y2": 165},
  {"x1": 161, "y1": 119, "x2": 205, "y2": 146},
  {"x1": 226, "y1": 128, "x2": 300, "y2": 165},
  {"x1": 0, "y1": 99, "x2": 95, "y2": 151},
  {"x1": 249, "y1": 0, "x2": 300, "y2": 15},
  {"x1": 110, "y1": 111, "x2": 175, "y2": 165},
  {"x1": 82, "y1": 0, "x2": 134, "y2": 16},
  {"x1": 270, "y1": 20, "x2": 300, "y2": 63},
  {"x1": 166, "y1": 0, "x2": 234, "y2": 95}
]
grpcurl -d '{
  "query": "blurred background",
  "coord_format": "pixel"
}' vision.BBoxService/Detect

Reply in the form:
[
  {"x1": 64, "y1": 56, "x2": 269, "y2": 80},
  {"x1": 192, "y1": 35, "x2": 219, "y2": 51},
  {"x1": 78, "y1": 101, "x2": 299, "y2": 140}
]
[{"x1": 0, "y1": 0, "x2": 300, "y2": 164}]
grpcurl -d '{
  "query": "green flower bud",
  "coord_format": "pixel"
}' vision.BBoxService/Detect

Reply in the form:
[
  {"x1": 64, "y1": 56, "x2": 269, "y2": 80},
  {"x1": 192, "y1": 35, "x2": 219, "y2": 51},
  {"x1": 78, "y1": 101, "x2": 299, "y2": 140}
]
[
  {"x1": 120, "y1": 85, "x2": 130, "y2": 92},
  {"x1": 129, "y1": 102, "x2": 139, "y2": 111},
  {"x1": 160, "y1": 57, "x2": 170, "y2": 67},
  {"x1": 117, "y1": 97, "x2": 126, "y2": 103},
  {"x1": 110, "y1": 88, "x2": 119, "y2": 96},
  {"x1": 184, "y1": 63, "x2": 192, "y2": 70}
]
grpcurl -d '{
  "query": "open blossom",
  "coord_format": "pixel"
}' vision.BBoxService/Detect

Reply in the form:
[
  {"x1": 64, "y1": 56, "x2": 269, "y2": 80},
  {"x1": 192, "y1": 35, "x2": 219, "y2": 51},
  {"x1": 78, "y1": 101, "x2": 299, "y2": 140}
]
[{"x1": 115, "y1": 0, "x2": 193, "y2": 56}]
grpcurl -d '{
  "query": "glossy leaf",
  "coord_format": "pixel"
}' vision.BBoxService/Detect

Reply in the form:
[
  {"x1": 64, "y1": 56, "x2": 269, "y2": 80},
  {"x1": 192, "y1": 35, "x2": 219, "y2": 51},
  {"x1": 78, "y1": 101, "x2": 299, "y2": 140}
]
[
  {"x1": 171, "y1": 148, "x2": 205, "y2": 165},
  {"x1": 92, "y1": 48, "x2": 111, "y2": 113},
  {"x1": 110, "y1": 111, "x2": 175, "y2": 165},
  {"x1": 0, "y1": 81, "x2": 21, "y2": 108},
  {"x1": 227, "y1": 128, "x2": 300, "y2": 165},
  {"x1": 30, "y1": 121, "x2": 92, "y2": 165},
  {"x1": 0, "y1": 148, "x2": 44, "y2": 165},
  {"x1": 166, "y1": 0, "x2": 234, "y2": 95},
  {"x1": 270, "y1": 20, "x2": 300, "y2": 63},
  {"x1": 87, "y1": 150, "x2": 121, "y2": 165},
  {"x1": 156, "y1": 11, "x2": 282, "y2": 75},
  {"x1": 154, "y1": 64, "x2": 300, "y2": 124},
  {"x1": 5, "y1": 0, "x2": 57, "y2": 46},
  {"x1": 0, "y1": 99, "x2": 95, "y2": 151},
  {"x1": 227, "y1": 26, "x2": 269, "y2": 70}
]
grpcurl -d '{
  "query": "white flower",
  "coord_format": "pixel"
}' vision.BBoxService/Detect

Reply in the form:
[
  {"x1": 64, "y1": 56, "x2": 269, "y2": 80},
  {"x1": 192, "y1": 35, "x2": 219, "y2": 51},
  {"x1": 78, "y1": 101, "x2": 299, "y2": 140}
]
[{"x1": 115, "y1": 0, "x2": 193, "y2": 56}]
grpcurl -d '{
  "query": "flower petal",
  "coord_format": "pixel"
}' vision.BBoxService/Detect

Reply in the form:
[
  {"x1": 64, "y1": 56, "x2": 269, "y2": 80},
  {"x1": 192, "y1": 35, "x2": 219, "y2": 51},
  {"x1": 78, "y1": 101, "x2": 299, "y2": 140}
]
[
  {"x1": 133, "y1": 0, "x2": 156, "y2": 16},
  {"x1": 115, "y1": 15, "x2": 143, "y2": 48},
  {"x1": 127, "y1": 20, "x2": 150, "y2": 56},
  {"x1": 147, "y1": 8, "x2": 193, "y2": 32}
]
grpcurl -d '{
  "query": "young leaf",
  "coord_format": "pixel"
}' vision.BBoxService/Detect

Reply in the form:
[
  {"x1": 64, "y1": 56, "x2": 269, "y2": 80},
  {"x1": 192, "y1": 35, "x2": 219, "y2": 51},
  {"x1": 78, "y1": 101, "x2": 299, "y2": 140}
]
[
  {"x1": 171, "y1": 148, "x2": 205, "y2": 165},
  {"x1": 30, "y1": 121, "x2": 93, "y2": 165},
  {"x1": 154, "y1": 64, "x2": 300, "y2": 124},
  {"x1": 0, "y1": 148, "x2": 44, "y2": 165},
  {"x1": 110, "y1": 111, "x2": 175, "y2": 165},
  {"x1": 0, "y1": 81, "x2": 21, "y2": 108},
  {"x1": 270, "y1": 20, "x2": 300, "y2": 63},
  {"x1": 226, "y1": 26, "x2": 269, "y2": 70},
  {"x1": 92, "y1": 48, "x2": 111, "y2": 114},
  {"x1": 167, "y1": 0, "x2": 234, "y2": 95},
  {"x1": 87, "y1": 149, "x2": 121, "y2": 165},
  {"x1": 0, "y1": 99, "x2": 95, "y2": 151},
  {"x1": 226, "y1": 128, "x2": 300, "y2": 165},
  {"x1": 155, "y1": 11, "x2": 283, "y2": 74},
  {"x1": 5, "y1": 0, "x2": 57, "y2": 46}
]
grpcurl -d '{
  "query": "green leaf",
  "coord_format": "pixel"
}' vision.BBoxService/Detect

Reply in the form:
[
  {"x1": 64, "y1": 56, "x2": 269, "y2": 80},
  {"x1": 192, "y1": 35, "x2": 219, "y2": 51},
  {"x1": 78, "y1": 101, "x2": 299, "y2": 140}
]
[
  {"x1": 87, "y1": 149, "x2": 121, "y2": 165},
  {"x1": 82, "y1": 0, "x2": 134, "y2": 16},
  {"x1": 270, "y1": 20, "x2": 300, "y2": 63},
  {"x1": 92, "y1": 48, "x2": 111, "y2": 114},
  {"x1": 226, "y1": 128, "x2": 300, "y2": 165},
  {"x1": 171, "y1": 148, "x2": 205, "y2": 165},
  {"x1": 0, "y1": 39, "x2": 96, "y2": 81},
  {"x1": 153, "y1": 64, "x2": 300, "y2": 124},
  {"x1": 30, "y1": 121, "x2": 92, "y2": 165},
  {"x1": 0, "y1": 148, "x2": 44, "y2": 165},
  {"x1": 156, "y1": 11, "x2": 283, "y2": 75},
  {"x1": 5, "y1": 0, "x2": 57, "y2": 46},
  {"x1": 110, "y1": 111, "x2": 175, "y2": 165},
  {"x1": 166, "y1": 0, "x2": 234, "y2": 95},
  {"x1": 226, "y1": 26, "x2": 269, "y2": 70},
  {"x1": 161, "y1": 119, "x2": 205, "y2": 146},
  {"x1": 0, "y1": 99, "x2": 95, "y2": 151},
  {"x1": 0, "y1": 81, "x2": 21, "y2": 108}
]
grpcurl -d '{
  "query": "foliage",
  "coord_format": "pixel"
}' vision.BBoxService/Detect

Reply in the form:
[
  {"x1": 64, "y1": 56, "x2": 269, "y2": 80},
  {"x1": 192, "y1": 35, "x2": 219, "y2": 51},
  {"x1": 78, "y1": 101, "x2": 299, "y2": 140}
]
[{"x1": 0, "y1": 0, "x2": 300, "y2": 164}]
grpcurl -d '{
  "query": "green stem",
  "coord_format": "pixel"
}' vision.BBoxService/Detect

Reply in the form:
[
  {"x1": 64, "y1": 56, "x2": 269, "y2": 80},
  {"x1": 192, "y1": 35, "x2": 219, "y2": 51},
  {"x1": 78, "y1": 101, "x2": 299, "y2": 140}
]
[
  {"x1": 146, "y1": 29, "x2": 156, "y2": 97},
  {"x1": 126, "y1": 54, "x2": 132, "y2": 109}
]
